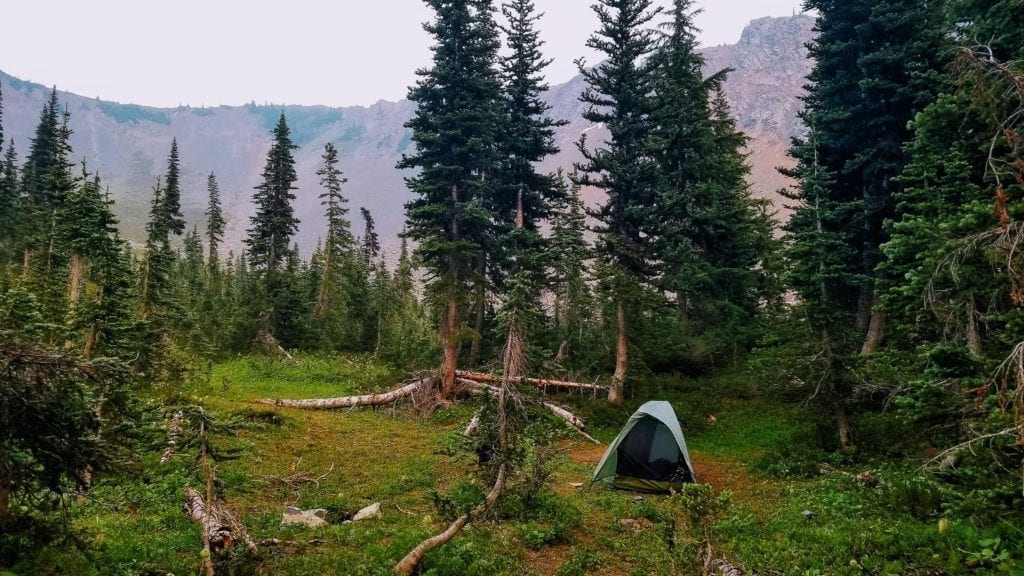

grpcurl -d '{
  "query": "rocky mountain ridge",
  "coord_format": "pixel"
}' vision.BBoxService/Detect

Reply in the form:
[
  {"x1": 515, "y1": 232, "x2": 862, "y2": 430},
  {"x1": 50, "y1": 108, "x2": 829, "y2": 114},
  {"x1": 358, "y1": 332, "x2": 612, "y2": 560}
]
[{"x1": 0, "y1": 14, "x2": 815, "y2": 253}]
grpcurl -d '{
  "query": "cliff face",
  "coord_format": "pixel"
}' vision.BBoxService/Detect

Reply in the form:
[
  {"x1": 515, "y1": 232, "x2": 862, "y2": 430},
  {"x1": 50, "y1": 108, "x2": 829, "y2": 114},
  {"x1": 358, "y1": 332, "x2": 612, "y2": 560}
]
[{"x1": 0, "y1": 14, "x2": 815, "y2": 251}]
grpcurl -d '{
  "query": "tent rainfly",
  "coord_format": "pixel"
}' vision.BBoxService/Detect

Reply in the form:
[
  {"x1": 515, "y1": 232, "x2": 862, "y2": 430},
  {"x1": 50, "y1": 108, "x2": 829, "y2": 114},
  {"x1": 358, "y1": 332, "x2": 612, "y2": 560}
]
[{"x1": 592, "y1": 401, "x2": 697, "y2": 493}]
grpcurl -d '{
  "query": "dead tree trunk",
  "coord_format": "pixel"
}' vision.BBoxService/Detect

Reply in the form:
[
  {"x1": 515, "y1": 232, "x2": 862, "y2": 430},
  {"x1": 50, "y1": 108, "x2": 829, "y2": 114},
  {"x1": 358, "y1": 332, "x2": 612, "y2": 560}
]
[
  {"x1": 966, "y1": 295, "x2": 982, "y2": 357},
  {"x1": 610, "y1": 299, "x2": 628, "y2": 406},
  {"x1": 456, "y1": 371, "x2": 606, "y2": 392},
  {"x1": 257, "y1": 379, "x2": 430, "y2": 409}
]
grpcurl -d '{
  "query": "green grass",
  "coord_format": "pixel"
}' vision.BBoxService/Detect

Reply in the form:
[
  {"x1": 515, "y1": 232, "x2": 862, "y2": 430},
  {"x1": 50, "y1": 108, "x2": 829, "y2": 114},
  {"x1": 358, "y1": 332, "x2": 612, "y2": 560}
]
[{"x1": 5, "y1": 354, "x2": 1023, "y2": 575}]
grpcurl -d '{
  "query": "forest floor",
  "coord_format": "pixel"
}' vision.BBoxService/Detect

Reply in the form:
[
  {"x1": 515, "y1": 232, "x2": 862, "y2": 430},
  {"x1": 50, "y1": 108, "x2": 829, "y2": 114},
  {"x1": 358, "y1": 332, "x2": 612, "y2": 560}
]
[{"x1": 13, "y1": 354, "x2": 1017, "y2": 575}]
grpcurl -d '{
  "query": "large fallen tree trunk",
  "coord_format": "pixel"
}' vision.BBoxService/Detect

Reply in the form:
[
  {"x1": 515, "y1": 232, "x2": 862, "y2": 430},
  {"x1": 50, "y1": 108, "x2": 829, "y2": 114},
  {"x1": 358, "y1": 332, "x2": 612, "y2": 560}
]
[
  {"x1": 255, "y1": 378, "x2": 430, "y2": 410},
  {"x1": 183, "y1": 487, "x2": 256, "y2": 554},
  {"x1": 457, "y1": 378, "x2": 600, "y2": 444},
  {"x1": 456, "y1": 370, "x2": 606, "y2": 392}
]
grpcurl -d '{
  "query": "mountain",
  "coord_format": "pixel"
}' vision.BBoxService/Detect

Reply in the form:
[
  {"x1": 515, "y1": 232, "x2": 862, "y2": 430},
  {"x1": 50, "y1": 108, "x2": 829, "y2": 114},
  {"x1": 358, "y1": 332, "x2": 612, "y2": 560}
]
[{"x1": 0, "y1": 15, "x2": 814, "y2": 254}]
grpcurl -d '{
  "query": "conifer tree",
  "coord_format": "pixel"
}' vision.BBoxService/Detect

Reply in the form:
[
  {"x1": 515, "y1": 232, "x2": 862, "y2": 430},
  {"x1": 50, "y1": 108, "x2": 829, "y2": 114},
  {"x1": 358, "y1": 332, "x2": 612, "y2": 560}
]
[
  {"x1": 359, "y1": 207, "x2": 380, "y2": 264},
  {"x1": 785, "y1": 0, "x2": 945, "y2": 449},
  {"x1": 62, "y1": 172, "x2": 136, "y2": 358},
  {"x1": 19, "y1": 89, "x2": 62, "y2": 268},
  {"x1": 649, "y1": 1, "x2": 771, "y2": 345},
  {"x1": 0, "y1": 141, "x2": 16, "y2": 258},
  {"x1": 549, "y1": 175, "x2": 593, "y2": 365},
  {"x1": 493, "y1": 0, "x2": 565, "y2": 275},
  {"x1": 400, "y1": 0, "x2": 503, "y2": 397},
  {"x1": 315, "y1": 143, "x2": 353, "y2": 318},
  {"x1": 204, "y1": 172, "x2": 225, "y2": 272},
  {"x1": 162, "y1": 139, "x2": 186, "y2": 236},
  {"x1": 138, "y1": 180, "x2": 174, "y2": 324},
  {"x1": 246, "y1": 113, "x2": 300, "y2": 342},
  {"x1": 246, "y1": 113, "x2": 299, "y2": 275},
  {"x1": 573, "y1": 0, "x2": 661, "y2": 405}
]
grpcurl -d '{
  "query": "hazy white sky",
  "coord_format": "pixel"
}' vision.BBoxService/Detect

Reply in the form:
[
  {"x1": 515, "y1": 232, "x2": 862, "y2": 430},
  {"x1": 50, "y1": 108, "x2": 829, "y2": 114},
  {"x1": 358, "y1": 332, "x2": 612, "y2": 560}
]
[{"x1": 1, "y1": 0, "x2": 807, "y2": 108}]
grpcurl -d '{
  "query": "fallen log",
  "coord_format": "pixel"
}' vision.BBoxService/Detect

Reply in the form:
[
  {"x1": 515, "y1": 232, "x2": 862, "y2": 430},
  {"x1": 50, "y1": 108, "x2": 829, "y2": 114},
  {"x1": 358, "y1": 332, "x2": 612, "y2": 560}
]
[
  {"x1": 456, "y1": 370, "x2": 606, "y2": 392},
  {"x1": 457, "y1": 378, "x2": 600, "y2": 444},
  {"x1": 463, "y1": 412, "x2": 482, "y2": 436},
  {"x1": 255, "y1": 379, "x2": 430, "y2": 410},
  {"x1": 183, "y1": 487, "x2": 256, "y2": 554}
]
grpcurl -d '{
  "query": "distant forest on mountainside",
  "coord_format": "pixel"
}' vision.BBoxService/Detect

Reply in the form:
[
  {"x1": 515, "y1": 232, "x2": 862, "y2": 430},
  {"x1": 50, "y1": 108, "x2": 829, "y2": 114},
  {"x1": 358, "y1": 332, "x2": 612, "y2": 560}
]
[{"x1": 1, "y1": 1, "x2": 1023, "y2": 575}]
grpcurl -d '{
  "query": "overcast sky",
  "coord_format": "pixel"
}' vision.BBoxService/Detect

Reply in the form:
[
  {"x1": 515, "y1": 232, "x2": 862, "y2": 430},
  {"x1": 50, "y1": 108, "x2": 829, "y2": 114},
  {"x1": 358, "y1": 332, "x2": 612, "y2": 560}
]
[{"x1": 1, "y1": 0, "x2": 807, "y2": 108}]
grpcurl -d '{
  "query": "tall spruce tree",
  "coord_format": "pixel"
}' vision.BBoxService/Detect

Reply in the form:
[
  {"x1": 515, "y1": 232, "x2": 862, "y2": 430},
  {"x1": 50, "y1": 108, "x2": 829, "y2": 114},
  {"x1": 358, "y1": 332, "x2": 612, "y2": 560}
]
[
  {"x1": 246, "y1": 113, "x2": 299, "y2": 275},
  {"x1": 785, "y1": 0, "x2": 945, "y2": 448},
  {"x1": 573, "y1": 0, "x2": 661, "y2": 405},
  {"x1": 649, "y1": 1, "x2": 771, "y2": 347},
  {"x1": 19, "y1": 88, "x2": 62, "y2": 268},
  {"x1": 491, "y1": 0, "x2": 566, "y2": 366},
  {"x1": 359, "y1": 207, "x2": 380, "y2": 265},
  {"x1": 162, "y1": 139, "x2": 186, "y2": 236},
  {"x1": 0, "y1": 141, "x2": 17, "y2": 258},
  {"x1": 399, "y1": 0, "x2": 503, "y2": 397},
  {"x1": 550, "y1": 175, "x2": 594, "y2": 366},
  {"x1": 204, "y1": 172, "x2": 225, "y2": 272},
  {"x1": 315, "y1": 143, "x2": 353, "y2": 321},
  {"x1": 493, "y1": 0, "x2": 565, "y2": 272},
  {"x1": 246, "y1": 113, "x2": 300, "y2": 342},
  {"x1": 138, "y1": 180, "x2": 173, "y2": 324}
]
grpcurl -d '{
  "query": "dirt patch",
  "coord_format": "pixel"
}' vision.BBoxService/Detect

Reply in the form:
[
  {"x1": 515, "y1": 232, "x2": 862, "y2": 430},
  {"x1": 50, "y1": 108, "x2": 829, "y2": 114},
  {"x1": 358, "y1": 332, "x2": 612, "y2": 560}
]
[
  {"x1": 525, "y1": 543, "x2": 574, "y2": 576},
  {"x1": 568, "y1": 442, "x2": 609, "y2": 467}
]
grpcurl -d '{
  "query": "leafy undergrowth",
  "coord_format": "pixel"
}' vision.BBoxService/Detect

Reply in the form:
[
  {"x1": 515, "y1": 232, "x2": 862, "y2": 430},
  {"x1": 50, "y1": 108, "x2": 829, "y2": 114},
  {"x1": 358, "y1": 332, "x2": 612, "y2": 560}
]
[{"x1": 6, "y1": 355, "x2": 1023, "y2": 575}]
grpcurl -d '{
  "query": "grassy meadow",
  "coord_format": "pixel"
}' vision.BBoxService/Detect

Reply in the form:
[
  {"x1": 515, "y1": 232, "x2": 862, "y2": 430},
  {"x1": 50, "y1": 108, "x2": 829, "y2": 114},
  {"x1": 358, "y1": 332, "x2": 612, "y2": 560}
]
[{"x1": 7, "y1": 354, "x2": 1020, "y2": 576}]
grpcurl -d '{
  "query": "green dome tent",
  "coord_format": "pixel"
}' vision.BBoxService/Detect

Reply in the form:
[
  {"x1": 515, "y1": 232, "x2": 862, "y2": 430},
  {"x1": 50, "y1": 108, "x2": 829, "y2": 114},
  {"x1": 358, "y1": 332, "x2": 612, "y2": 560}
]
[{"x1": 592, "y1": 401, "x2": 697, "y2": 493}]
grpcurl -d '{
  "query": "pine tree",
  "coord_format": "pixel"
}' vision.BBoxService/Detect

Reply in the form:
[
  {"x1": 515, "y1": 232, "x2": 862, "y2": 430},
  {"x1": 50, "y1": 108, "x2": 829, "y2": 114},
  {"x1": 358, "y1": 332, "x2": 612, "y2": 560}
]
[
  {"x1": 204, "y1": 172, "x2": 225, "y2": 272},
  {"x1": 315, "y1": 143, "x2": 353, "y2": 318},
  {"x1": 573, "y1": 0, "x2": 661, "y2": 405},
  {"x1": 246, "y1": 113, "x2": 299, "y2": 275},
  {"x1": 399, "y1": 0, "x2": 503, "y2": 397},
  {"x1": 359, "y1": 207, "x2": 380, "y2": 264},
  {"x1": 493, "y1": 0, "x2": 566, "y2": 272},
  {"x1": 62, "y1": 171, "x2": 136, "y2": 359},
  {"x1": 649, "y1": 1, "x2": 771, "y2": 347},
  {"x1": 549, "y1": 175, "x2": 594, "y2": 366},
  {"x1": 0, "y1": 140, "x2": 17, "y2": 258},
  {"x1": 19, "y1": 88, "x2": 62, "y2": 268},
  {"x1": 162, "y1": 139, "x2": 186, "y2": 236},
  {"x1": 785, "y1": 0, "x2": 945, "y2": 449},
  {"x1": 246, "y1": 113, "x2": 300, "y2": 342},
  {"x1": 138, "y1": 180, "x2": 174, "y2": 323},
  {"x1": 314, "y1": 142, "x2": 356, "y2": 349}
]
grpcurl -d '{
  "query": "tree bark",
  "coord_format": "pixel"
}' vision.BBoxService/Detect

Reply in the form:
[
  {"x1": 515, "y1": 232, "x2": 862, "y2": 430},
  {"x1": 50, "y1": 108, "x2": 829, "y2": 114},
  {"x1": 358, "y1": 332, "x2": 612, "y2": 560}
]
[
  {"x1": 0, "y1": 473, "x2": 9, "y2": 522},
  {"x1": 860, "y1": 291, "x2": 886, "y2": 355},
  {"x1": 609, "y1": 299, "x2": 628, "y2": 406},
  {"x1": 68, "y1": 254, "x2": 84, "y2": 310},
  {"x1": 469, "y1": 255, "x2": 486, "y2": 368},
  {"x1": 83, "y1": 320, "x2": 99, "y2": 360},
  {"x1": 554, "y1": 340, "x2": 569, "y2": 365},
  {"x1": 966, "y1": 296, "x2": 982, "y2": 357},
  {"x1": 441, "y1": 290, "x2": 459, "y2": 399},
  {"x1": 257, "y1": 379, "x2": 430, "y2": 409},
  {"x1": 836, "y1": 405, "x2": 852, "y2": 453}
]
